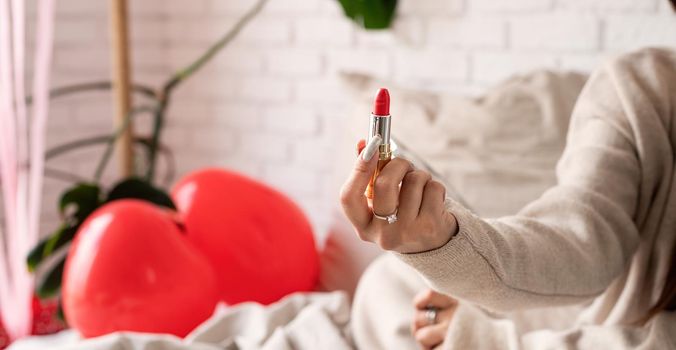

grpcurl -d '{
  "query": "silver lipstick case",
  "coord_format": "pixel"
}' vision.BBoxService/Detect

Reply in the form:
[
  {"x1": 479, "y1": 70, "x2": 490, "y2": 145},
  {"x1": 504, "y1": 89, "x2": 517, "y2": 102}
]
[{"x1": 367, "y1": 113, "x2": 392, "y2": 160}]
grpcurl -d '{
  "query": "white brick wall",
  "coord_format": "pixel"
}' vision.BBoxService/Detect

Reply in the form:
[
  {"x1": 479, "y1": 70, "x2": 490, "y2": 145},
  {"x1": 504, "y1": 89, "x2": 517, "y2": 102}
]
[
  {"x1": 42, "y1": 0, "x2": 676, "y2": 244},
  {"x1": 511, "y1": 15, "x2": 600, "y2": 51}
]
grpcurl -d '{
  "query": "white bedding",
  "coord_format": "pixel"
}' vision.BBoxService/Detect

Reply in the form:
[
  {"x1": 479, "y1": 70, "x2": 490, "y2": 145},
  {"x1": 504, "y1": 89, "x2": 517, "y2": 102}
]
[{"x1": 9, "y1": 292, "x2": 353, "y2": 350}]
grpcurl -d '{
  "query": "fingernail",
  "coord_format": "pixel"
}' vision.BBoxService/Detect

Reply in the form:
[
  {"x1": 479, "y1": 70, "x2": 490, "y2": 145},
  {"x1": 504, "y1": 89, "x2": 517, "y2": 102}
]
[
  {"x1": 361, "y1": 135, "x2": 382, "y2": 161},
  {"x1": 356, "y1": 139, "x2": 366, "y2": 156}
]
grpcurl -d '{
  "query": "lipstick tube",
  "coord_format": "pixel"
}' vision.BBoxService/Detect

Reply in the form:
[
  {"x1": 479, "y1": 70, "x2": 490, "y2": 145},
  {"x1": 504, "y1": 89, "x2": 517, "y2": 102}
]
[{"x1": 365, "y1": 88, "x2": 392, "y2": 199}]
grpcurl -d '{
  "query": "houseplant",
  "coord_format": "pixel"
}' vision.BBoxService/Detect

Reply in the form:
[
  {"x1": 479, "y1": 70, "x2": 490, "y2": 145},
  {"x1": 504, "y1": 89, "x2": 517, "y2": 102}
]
[
  {"x1": 25, "y1": 0, "x2": 269, "y2": 321},
  {"x1": 337, "y1": 0, "x2": 398, "y2": 29}
]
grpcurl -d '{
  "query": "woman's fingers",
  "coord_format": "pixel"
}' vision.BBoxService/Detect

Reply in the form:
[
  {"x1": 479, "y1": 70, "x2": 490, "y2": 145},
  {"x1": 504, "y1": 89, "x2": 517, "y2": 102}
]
[
  {"x1": 398, "y1": 170, "x2": 431, "y2": 222},
  {"x1": 371, "y1": 157, "x2": 414, "y2": 218},
  {"x1": 410, "y1": 290, "x2": 458, "y2": 349},
  {"x1": 413, "y1": 289, "x2": 457, "y2": 310},
  {"x1": 419, "y1": 180, "x2": 446, "y2": 219},
  {"x1": 356, "y1": 139, "x2": 366, "y2": 156},
  {"x1": 341, "y1": 138, "x2": 455, "y2": 253},
  {"x1": 340, "y1": 136, "x2": 381, "y2": 229},
  {"x1": 414, "y1": 323, "x2": 448, "y2": 350},
  {"x1": 412, "y1": 306, "x2": 456, "y2": 331}
]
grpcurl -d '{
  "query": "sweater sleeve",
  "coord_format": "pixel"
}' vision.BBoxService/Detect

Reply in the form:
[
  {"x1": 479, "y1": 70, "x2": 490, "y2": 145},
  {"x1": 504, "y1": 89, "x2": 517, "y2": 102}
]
[{"x1": 394, "y1": 50, "x2": 673, "y2": 312}]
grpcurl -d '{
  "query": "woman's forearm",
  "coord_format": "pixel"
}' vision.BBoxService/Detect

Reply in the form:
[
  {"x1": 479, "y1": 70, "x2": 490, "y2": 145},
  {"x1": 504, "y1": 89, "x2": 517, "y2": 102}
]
[{"x1": 395, "y1": 59, "x2": 647, "y2": 312}]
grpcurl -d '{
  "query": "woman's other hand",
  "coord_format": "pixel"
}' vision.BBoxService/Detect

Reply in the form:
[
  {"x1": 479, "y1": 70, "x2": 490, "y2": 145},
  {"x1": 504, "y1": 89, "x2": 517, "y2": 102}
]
[
  {"x1": 340, "y1": 137, "x2": 458, "y2": 254},
  {"x1": 411, "y1": 289, "x2": 458, "y2": 350}
]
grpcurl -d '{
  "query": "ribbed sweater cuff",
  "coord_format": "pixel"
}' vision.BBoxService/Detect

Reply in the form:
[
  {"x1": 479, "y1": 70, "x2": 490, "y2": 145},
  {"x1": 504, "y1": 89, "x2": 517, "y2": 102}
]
[{"x1": 393, "y1": 197, "x2": 483, "y2": 284}]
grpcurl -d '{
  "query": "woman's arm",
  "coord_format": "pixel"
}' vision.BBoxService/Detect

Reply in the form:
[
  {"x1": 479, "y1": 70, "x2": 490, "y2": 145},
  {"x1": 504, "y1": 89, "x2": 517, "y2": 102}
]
[
  {"x1": 341, "y1": 49, "x2": 674, "y2": 312},
  {"x1": 395, "y1": 58, "x2": 645, "y2": 311},
  {"x1": 394, "y1": 49, "x2": 676, "y2": 312}
]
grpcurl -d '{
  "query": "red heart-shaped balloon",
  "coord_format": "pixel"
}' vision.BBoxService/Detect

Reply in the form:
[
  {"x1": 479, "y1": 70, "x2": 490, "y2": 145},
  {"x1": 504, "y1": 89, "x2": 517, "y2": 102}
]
[
  {"x1": 62, "y1": 199, "x2": 219, "y2": 338},
  {"x1": 172, "y1": 168, "x2": 319, "y2": 305}
]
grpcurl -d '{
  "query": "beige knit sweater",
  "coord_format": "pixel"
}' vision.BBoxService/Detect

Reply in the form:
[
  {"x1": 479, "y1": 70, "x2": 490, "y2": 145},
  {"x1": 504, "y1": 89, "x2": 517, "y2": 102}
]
[{"x1": 390, "y1": 48, "x2": 676, "y2": 348}]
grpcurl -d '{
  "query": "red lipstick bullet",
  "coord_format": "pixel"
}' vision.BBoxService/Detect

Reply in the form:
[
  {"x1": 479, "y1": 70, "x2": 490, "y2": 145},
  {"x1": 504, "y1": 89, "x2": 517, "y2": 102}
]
[
  {"x1": 365, "y1": 88, "x2": 392, "y2": 199},
  {"x1": 373, "y1": 88, "x2": 390, "y2": 116}
]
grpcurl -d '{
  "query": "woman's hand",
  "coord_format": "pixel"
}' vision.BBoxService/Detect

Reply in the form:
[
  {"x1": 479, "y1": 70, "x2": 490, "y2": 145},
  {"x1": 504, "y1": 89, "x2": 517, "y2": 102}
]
[
  {"x1": 340, "y1": 137, "x2": 458, "y2": 254},
  {"x1": 411, "y1": 289, "x2": 458, "y2": 350}
]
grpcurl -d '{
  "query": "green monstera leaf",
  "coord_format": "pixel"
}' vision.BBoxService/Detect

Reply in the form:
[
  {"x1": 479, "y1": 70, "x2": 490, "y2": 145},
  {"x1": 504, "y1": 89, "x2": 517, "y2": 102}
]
[
  {"x1": 337, "y1": 0, "x2": 397, "y2": 29},
  {"x1": 59, "y1": 183, "x2": 102, "y2": 222},
  {"x1": 106, "y1": 178, "x2": 176, "y2": 209},
  {"x1": 27, "y1": 184, "x2": 102, "y2": 272},
  {"x1": 36, "y1": 256, "x2": 66, "y2": 299},
  {"x1": 27, "y1": 224, "x2": 79, "y2": 272}
]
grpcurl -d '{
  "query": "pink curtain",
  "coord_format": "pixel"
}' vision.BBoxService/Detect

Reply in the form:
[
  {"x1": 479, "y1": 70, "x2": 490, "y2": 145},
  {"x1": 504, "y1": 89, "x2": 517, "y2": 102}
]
[{"x1": 0, "y1": 0, "x2": 55, "y2": 341}]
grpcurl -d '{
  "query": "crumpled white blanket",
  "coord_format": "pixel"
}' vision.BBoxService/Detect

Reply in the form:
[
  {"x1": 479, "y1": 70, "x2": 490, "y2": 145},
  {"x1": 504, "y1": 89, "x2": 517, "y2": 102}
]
[{"x1": 8, "y1": 292, "x2": 354, "y2": 350}]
